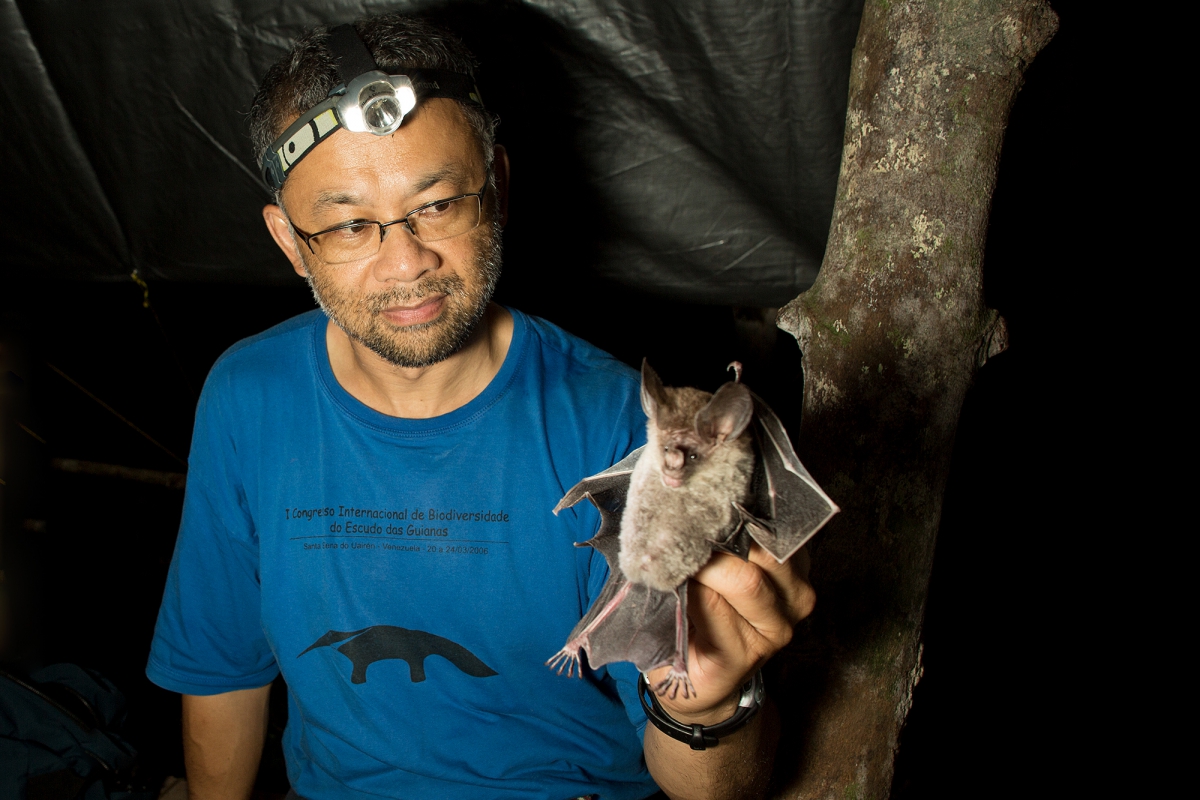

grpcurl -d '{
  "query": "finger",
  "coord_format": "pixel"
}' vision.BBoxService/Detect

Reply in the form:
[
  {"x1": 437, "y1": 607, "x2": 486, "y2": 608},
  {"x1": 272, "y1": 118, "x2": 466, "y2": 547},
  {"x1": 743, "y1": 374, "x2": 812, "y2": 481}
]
[
  {"x1": 686, "y1": 578, "x2": 754, "y2": 661},
  {"x1": 745, "y1": 544, "x2": 816, "y2": 625},
  {"x1": 791, "y1": 545, "x2": 813, "y2": 582},
  {"x1": 691, "y1": 552, "x2": 794, "y2": 654}
]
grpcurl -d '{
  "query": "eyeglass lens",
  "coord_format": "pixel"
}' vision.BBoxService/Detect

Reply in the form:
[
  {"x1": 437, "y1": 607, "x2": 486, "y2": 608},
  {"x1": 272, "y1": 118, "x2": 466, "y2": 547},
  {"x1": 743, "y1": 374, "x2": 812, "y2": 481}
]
[{"x1": 309, "y1": 194, "x2": 482, "y2": 264}]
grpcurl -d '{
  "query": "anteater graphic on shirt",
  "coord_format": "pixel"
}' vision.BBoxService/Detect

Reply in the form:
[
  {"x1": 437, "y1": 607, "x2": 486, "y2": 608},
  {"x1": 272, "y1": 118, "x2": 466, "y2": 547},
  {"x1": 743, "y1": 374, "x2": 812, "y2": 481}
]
[{"x1": 300, "y1": 626, "x2": 497, "y2": 684}]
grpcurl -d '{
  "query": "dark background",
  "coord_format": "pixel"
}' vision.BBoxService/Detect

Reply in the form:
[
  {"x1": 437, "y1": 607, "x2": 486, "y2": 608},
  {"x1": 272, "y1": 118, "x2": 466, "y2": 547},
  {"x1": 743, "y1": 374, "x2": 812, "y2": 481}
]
[{"x1": 0, "y1": 1, "x2": 1109, "y2": 797}]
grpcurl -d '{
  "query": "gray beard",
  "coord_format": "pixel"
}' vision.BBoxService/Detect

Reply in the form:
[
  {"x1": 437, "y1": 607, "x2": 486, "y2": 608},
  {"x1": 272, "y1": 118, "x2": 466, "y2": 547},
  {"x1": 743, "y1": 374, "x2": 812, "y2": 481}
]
[{"x1": 305, "y1": 218, "x2": 503, "y2": 368}]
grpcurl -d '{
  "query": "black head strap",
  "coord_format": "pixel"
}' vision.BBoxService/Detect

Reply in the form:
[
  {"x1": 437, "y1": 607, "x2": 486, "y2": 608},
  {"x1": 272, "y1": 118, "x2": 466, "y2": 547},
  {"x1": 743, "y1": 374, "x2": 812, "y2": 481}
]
[
  {"x1": 408, "y1": 70, "x2": 484, "y2": 107},
  {"x1": 327, "y1": 24, "x2": 378, "y2": 84},
  {"x1": 324, "y1": 24, "x2": 484, "y2": 108}
]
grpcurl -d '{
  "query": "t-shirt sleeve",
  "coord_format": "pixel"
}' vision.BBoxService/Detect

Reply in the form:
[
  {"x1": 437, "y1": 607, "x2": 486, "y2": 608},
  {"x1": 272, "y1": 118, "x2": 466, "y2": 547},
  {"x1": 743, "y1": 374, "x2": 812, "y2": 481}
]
[{"x1": 146, "y1": 372, "x2": 279, "y2": 695}]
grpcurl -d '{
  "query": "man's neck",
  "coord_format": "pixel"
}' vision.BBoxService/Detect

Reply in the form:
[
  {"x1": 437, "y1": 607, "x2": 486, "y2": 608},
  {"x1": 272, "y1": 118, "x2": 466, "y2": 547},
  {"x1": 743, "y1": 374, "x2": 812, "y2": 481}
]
[{"x1": 325, "y1": 304, "x2": 514, "y2": 419}]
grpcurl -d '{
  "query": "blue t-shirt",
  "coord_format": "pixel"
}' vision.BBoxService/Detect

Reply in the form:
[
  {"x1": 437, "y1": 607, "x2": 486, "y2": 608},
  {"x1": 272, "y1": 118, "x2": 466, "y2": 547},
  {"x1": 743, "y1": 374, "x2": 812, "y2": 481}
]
[{"x1": 147, "y1": 308, "x2": 657, "y2": 800}]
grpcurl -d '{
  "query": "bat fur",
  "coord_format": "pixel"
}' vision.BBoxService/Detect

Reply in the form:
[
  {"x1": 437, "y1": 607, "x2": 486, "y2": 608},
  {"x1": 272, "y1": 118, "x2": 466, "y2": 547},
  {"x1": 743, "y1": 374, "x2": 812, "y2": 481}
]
[{"x1": 619, "y1": 363, "x2": 755, "y2": 592}]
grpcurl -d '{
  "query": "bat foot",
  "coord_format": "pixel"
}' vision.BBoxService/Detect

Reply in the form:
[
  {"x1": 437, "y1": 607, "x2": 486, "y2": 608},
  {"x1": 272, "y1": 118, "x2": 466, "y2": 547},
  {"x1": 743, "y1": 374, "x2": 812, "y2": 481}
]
[
  {"x1": 546, "y1": 647, "x2": 583, "y2": 678},
  {"x1": 652, "y1": 668, "x2": 694, "y2": 700}
]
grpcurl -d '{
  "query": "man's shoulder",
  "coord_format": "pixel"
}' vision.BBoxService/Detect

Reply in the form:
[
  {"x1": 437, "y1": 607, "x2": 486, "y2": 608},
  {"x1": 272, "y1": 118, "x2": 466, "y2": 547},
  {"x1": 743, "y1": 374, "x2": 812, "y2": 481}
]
[
  {"x1": 199, "y1": 309, "x2": 322, "y2": 401},
  {"x1": 208, "y1": 309, "x2": 321, "y2": 378},
  {"x1": 512, "y1": 308, "x2": 647, "y2": 470},
  {"x1": 517, "y1": 309, "x2": 638, "y2": 388}
]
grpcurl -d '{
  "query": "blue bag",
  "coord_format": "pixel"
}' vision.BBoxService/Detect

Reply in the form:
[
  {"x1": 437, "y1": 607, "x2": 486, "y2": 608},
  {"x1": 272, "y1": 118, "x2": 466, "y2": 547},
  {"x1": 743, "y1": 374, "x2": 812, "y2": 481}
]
[{"x1": 0, "y1": 664, "x2": 155, "y2": 800}]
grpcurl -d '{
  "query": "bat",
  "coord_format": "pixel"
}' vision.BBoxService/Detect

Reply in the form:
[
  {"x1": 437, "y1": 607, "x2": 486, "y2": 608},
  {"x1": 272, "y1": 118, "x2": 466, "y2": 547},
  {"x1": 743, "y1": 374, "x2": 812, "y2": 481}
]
[
  {"x1": 301, "y1": 625, "x2": 497, "y2": 684},
  {"x1": 547, "y1": 360, "x2": 838, "y2": 698}
]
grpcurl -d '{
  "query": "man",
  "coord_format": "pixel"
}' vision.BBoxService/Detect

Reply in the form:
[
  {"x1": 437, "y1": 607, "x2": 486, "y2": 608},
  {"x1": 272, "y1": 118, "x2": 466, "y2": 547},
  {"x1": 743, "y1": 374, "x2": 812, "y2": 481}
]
[{"x1": 147, "y1": 14, "x2": 814, "y2": 800}]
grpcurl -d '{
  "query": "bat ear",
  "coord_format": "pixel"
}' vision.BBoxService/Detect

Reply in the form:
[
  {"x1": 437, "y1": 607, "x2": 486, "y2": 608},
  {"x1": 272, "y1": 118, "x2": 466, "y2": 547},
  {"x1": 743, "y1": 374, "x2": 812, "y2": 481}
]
[
  {"x1": 640, "y1": 359, "x2": 667, "y2": 419},
  {"x1": 695, "y1": 382, "x2": 753, "y2": 444}
]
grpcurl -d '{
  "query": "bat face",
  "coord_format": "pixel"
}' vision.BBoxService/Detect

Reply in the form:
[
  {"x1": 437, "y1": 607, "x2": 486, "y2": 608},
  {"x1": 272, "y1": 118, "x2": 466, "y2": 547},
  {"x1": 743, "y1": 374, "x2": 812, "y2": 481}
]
[
  {"x1": 640, "y1": 361, "x2": 754, "y2": 490},
  {"x1": 652, "y1": 422, "x2": 719, "y2": 488}
]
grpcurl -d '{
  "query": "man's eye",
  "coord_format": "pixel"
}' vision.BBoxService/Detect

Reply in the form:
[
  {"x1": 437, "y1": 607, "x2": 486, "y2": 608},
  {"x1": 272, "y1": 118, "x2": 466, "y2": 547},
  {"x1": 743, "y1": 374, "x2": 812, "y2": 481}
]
[
  {"x1": 419, "y1": 200, "x2": 456, "y2": 217},
  {"x1": 327, "y1": 223, "x2": 374, "y2": 240}
]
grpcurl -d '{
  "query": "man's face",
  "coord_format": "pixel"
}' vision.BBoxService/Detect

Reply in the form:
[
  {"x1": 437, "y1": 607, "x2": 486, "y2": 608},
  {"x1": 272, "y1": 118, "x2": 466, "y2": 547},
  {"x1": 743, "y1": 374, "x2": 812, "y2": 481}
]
[{"x1": 267, "y1": 99, "x2": 501, "y2": 368}]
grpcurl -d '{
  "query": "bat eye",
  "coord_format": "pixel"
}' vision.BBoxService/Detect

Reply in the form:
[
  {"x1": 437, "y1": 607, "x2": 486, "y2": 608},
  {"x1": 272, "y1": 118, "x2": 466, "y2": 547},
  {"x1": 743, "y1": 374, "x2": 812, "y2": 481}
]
[{"x1": 688, "y1": 453, "x2": 697, "y2": 460}]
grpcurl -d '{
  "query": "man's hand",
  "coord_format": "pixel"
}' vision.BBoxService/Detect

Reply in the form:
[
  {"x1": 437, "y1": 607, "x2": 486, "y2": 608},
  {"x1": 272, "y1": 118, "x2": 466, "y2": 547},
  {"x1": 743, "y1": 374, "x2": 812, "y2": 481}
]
[
  {"x1": 643, "y1": 545, "x2": 815, "y2": 800},
  {"x1": 182, "y1": 684, "x2": 271, "y2": 800},
  {"x1": 650, "y1": 544, "x2": 814, "y2": 722}
]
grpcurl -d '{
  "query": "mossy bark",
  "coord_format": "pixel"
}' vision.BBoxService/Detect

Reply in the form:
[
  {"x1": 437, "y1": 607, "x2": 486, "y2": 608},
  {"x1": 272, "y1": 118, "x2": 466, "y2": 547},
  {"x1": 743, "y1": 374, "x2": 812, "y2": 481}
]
[{"x1": 771, "y1": 2, "x2": 1057, "y2": 797}]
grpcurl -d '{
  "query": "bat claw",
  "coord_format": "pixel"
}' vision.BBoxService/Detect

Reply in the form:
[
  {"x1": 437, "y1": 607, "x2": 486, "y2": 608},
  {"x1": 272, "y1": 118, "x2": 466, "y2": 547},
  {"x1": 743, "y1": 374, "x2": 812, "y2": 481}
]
[
  {"x1": 546, "y1": 648, "x2": 583, "y2": 678},
  {"x1": 652, "y1": 668, "x2": 694, "y2": 700}
]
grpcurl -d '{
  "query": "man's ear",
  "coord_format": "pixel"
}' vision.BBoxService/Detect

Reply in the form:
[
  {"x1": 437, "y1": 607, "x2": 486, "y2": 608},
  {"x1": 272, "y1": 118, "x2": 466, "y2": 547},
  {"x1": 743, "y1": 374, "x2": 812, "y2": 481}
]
[
  {"x1": 262, "y1": 204, "x2": 308, "y2": 278},
  {"x1": 492, "y1": 144, "x2": 510, "y2": 227}
]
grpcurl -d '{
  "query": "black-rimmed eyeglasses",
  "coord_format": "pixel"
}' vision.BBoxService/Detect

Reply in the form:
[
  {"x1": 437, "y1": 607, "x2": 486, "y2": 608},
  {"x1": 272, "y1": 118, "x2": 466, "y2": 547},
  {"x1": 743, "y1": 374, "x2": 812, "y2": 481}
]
[{"x1": 288, "y1": 175, "x2": 489, "y2": 264}]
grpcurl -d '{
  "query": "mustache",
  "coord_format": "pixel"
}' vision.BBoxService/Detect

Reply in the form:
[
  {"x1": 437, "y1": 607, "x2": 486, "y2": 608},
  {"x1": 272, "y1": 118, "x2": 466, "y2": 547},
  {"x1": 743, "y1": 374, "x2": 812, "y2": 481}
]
[{"x1": 359, "y1": 275, "x2": 466, "y2": 312}]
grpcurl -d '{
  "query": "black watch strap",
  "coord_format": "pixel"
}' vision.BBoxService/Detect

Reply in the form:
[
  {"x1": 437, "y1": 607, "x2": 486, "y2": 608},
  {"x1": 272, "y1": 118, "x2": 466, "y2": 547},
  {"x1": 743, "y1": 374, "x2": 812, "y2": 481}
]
[{"x1": 637, "y1": 671, "x2": 764, "y2": 751}]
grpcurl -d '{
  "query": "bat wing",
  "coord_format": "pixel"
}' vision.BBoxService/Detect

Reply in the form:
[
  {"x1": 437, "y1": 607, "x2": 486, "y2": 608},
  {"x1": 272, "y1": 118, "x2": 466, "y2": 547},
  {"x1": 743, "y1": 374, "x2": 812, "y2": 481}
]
[
  {"x1": 553, "y1": 446, "x2": 644, "y2": 517},
  {"x1": 560, "y1": 573, "x2": 681, "y2": 675},
  {"x1": 741, "y1": 392, "x2": 840, "y2": 563},
  {"x1": 711, "y1": 509, "x2": 755, "y2": 560},
  {"x1": 553, "y1": 445, "x2": 644, "y2": 566},
  {"x1": 548, "y1": 445, "x2": 684, "y2": 677}
]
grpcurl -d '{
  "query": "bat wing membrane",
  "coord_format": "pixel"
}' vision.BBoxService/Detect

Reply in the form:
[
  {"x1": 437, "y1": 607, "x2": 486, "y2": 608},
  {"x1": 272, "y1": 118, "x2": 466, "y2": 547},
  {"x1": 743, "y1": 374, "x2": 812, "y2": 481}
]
[
  {"x1": 552, "y1": 446, "x2": 645, "y2": 515},
  {"x1": 565, "y1": 576, "x2": 680, "y2": 673},
  {"x1": 744, "y1": 393, "x2": 839, "y2": 563}
]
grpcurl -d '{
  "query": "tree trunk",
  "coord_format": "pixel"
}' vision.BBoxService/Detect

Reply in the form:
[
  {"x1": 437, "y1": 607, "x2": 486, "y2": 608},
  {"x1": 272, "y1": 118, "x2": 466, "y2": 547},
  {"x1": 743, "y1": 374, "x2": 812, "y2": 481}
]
[{"x1": 771, "y1": 2, "x2": 1057, "y2": 797}]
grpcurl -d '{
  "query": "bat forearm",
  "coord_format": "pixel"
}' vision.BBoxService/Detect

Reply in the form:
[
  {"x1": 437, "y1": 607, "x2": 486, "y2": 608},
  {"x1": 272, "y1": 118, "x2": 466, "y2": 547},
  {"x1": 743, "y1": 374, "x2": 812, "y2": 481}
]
[{"x1": 644, "y1": 698, "x2": 779, "y2": 800}]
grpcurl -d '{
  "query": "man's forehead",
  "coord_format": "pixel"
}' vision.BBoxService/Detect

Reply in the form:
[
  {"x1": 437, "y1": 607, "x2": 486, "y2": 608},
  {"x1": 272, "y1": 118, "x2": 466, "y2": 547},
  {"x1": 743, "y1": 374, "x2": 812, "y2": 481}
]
[
  {"x1": 309, "y1": 164, "x2": 473, "y2": 210},
  {"x1": 281, "y1": 100, "x2": 483, "y2": 208}
]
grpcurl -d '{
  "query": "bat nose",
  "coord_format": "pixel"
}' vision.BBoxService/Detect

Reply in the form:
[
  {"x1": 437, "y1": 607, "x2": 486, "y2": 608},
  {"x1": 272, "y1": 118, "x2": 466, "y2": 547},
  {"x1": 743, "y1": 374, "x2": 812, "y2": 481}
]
[{"x1": 664, "y1": 447, "x2": 685, "y2": 470}]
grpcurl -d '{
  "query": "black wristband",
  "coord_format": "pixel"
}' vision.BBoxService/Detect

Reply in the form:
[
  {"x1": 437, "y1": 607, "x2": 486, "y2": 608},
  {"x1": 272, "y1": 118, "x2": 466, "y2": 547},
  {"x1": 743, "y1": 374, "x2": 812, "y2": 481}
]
[{"x1": 637, "y1": 671, "x2": 764, "y2": 751}]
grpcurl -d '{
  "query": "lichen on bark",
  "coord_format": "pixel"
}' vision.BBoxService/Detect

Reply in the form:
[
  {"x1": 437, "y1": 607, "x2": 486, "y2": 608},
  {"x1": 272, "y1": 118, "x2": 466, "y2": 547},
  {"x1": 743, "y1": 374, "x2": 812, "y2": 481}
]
[{"x1": 770, "y1": 1, "x2": 1057, "y2": 797}]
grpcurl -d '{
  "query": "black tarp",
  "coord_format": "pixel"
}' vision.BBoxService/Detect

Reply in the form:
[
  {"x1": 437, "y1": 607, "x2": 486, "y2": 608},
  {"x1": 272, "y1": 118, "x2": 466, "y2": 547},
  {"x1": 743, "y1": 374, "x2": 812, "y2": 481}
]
[
  {"x1": 0, "y1": 0, "x2": 862, "y2": 305},
  {"x1": 1, "y1": 4, "x2": 1129, "y2": 794}
]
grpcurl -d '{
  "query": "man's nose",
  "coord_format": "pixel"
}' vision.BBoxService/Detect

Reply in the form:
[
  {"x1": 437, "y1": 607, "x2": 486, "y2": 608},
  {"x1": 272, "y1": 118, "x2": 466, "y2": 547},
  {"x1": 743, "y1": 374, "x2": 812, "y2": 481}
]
[{"x1": 369, "y1": 222, "x2": 438, "y2": 283}]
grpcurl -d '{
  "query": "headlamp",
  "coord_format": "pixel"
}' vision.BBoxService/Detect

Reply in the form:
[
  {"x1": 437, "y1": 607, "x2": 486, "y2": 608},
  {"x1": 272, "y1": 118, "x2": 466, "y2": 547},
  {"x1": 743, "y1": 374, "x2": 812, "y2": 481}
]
[
  {"x1": 261, "y1": 24, "x2": 485, "y2": 192},
  {"x1": 341, "y1": 71, "x2": 417, "y2": 136}
]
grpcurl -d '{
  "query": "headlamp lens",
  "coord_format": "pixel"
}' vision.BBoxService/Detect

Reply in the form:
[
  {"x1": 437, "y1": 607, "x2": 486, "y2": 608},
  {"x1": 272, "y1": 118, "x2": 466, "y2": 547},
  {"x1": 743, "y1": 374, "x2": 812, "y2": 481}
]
[
  {"x1": 364, "y1": 96, "x2": 402, "y2": 132},
  {"x1": 358, "y1": 80, "x2": 404, "y2": 134}
]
